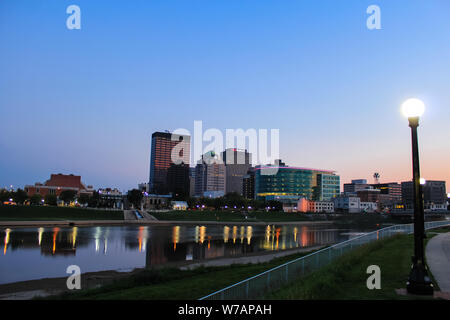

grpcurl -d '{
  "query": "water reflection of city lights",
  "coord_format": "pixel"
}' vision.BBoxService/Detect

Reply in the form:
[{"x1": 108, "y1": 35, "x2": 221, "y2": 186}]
[
  {"x1": 265, "y1": 225, "x2": 271, "y2": 243},
  {"x1": 38, "y1": 227, "x2": 44, "y2": 246},
  {"x1": 263, "y1": 225, "x2": 271, "y2": 249},
  {"x1": 293, "y1": 227, "x2": 298, "y2": 245},
  {"x1": 138, "y1": 226, "x2": 149, "y2": 253},
  {"x1": 71, "y1": 227, "x2": 78, "y2": 248},
  {"x1": 52, "y1": 227, "x2": 60, "y2": 255},
  {"x1": 94, "y1": 227, "x2": 102, "y2": 253},
  {"x1": 232, "y1": 226, "x2": 237, "y2": 244},
  {"x1": 240, "y1": 226, "x2": 245, "y2": 244},
  {"x1": 172, "y1": 226, "x2": 180, "y2": 251},
  {"x1": 103, "y1": 228, "x2": 110, "y2": 254},
  {"x1": 3, "y1": 228, "x2": 11, "y2": 255},
  {"x1": 275, "y1": 228, "x2": 280, "y2": 250},
  {"x1": 195, "y1": 226, "x2": 199, "y2": 243},
  {"x1": 301, "y1": 226, "x2": 309, "y2": 247},
  {"x1": 223, "y1": 226, "x2": 230, "y2": 243},
  {"x1": 199, "y1": 226, "x2": 206, "y2": 244},
  {"x1": 281, "y1": 227, "x2": 287, "y2": 250},
  {"x1": 246, "y1": 226, "x2": 252, "y2": 245}
]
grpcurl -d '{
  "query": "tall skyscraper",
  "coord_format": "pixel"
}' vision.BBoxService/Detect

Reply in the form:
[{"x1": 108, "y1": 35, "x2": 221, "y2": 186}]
[
  {"x1": 221, "y1": 148, "x2": 252, "y2": 196},
  {"x1": 149, "y1": 131, "x2": 190, "y2": 194}
]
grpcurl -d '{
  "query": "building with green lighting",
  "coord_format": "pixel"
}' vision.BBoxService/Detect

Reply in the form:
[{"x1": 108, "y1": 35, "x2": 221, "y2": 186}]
[{"x1": 254, "y1": 165, "x2": 340, "y2": 202}]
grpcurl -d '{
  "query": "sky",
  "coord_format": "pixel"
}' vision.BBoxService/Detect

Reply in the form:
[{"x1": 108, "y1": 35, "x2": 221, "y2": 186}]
[{"x1": 0, "y1": 0, "x2": 449, "y2": 192}]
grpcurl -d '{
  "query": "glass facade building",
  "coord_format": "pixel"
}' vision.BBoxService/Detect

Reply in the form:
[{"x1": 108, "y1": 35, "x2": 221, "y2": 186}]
[
  {"x1": 149, "y1": 132, "x2": 190, "y2": 194},
  {"x1": 314, "y1": 174, "x2": 341, "y2": 201},
  {"x1": 254, "y1": 166, "x2": 340, "y2": 201}
]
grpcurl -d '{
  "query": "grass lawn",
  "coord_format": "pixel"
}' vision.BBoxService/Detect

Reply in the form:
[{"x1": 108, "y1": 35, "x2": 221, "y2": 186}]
[
  {"x1": 265, "y1": 232, "x2": 440, "y2": 300},
  {"x1": 46, "y1": 249, "x2": 319, "y2": 300},
  {"x1": 0, "y1": 205, "x2": 124, "y2": 221}
]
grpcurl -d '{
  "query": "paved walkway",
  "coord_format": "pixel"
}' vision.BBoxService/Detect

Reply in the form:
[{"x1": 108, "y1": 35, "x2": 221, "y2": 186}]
[
  {"x1": 426, "y1": 232, "x2": 450, "y2": 293},
  {"x1": 180, "y1": 245, "x2": 324, "y2": 270}
]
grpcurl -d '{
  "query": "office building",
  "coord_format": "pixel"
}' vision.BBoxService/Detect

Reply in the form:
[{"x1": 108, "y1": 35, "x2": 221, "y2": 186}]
[
  {"x1": 370, "y1": 182, "x2": 402, "y2": 202},
  {"x1": 297, "y1": 198, "x2": 334, "y2": 213},
  {"x1": 189, "y1": 167, "x2": 196, "y2": 197},
  {"x1": 254, "y1": 161, "x2": 340, "y2": 202},
  {"x1": 343, "y1": 179, "x2": 370, "y2": 193},
  {"x1": 357, "y1": 188, "x2": 381, "y2": 203},
  {"x1": 242, "y1": 168, "x2": 255, "y2": 199},
  {"x1": 167, "y1": 163, "x2": 190, "y2": 198},
  {"x1": 333, "y1": 195, "x2": 361, "y2": 213},
  {"x1": 194, "y1": 151, "x2": 226, "y2": 198},
  {"x1": 314, "y1": 173, "x2": 340, "y2": 201},
  {"x1": 401, "y1": 180, "x2": 447, "y2": 209},
  {"x1": 149, "y1": 131, "x2": 190, "y2": 194},
  {"x1": 221, "y1": 148, "x2": 252, "y2": 196}
]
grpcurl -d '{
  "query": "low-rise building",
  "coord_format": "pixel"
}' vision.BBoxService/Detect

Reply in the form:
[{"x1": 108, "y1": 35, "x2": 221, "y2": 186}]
[
  {"x1": 360, "y1": 202, "x2": 378, "y2": 213},
  {"x1": 143, "y1": 194, "x2": 171, "y2": 210},
  {"x1": 297, "y1": 198, "x2": 334, "y2": 213},
  {"x1": 333, "y1": 195, "x2": 361, "y2": 213},
  {"x1": 25, "y1": 173, "x2": 93, "y2": 198},
  {"x1": 171, "y1": 201, "x2": 188, "y2": 210},
  {"x1": 98, "y1": 188, "x2": 123, "y2": 209}
]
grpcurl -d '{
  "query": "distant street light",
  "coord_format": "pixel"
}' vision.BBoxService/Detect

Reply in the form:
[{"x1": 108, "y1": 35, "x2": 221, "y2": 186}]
[{"x1": 402, "y1": 98, "x2": 434, "y2": 295}]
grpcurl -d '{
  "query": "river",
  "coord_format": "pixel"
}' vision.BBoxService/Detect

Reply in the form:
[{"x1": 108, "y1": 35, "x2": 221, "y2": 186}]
[{"x1": 0, "y1": 223, "x2": 366, "y2": 284}]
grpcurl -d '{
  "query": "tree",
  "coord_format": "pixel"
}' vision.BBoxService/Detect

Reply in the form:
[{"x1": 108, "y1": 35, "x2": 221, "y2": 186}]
[
  {"x1": 213, "y1": 197, "x2": 225, "y2": 210},
  {"x1": 44, "y1": 194, "x2": 57, "y2": 206},
  {"x1": 127, "y1": 189, "x2": 143, "y2": 209},
  {"x1": 88, "y1": 191, "x2": 100, "y2": 207},
  {"x1": 59, "y1": 190, "x2": 77, "y2": 205},
  {"x1": 77, "y1": 193, "x2": 90, "y2": 206},
  {"x1": 187, "y1": 197, "x2": 199, "y2": 209},
  {"x1": 13, "y1": 189, "x2": 28, "y2": 204},
  {"x1": 267, "y1": 200, "x2": 283, "y2": 212},
  {"x1": 30, "y1": 194, "x2": 43, "y2": 205},
  {"x1": 0, "y1": 189, "x2": 11, "y2": 202}
]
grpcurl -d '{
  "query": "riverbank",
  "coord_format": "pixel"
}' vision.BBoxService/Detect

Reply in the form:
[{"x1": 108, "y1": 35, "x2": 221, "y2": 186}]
[
  {"x1": 1, "y1": 205, "x2": 407, "y2": 230},
  {"x1": 0, "y1": 245, "x2": 323, "y2": 300},
  {"x1": 0, "y1": 205, "x2": 123, "y2": 222},
  {"x1": 265, "y1": 229, "x2": 450, "y2": 300},
  {"x1": 0, "y1": 219, "x2": 334, "y2": 228}
]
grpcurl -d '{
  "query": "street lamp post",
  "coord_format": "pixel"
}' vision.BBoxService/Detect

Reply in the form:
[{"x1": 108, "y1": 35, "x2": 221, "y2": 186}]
[{"x1": 402, "y1": 98, "x2": 434, "y2": 295}]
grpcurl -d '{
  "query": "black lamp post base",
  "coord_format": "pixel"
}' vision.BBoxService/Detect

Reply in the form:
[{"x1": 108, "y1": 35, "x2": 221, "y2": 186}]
[{"x1": 406, "y1": 263, "x2": 434, "y2": 296}]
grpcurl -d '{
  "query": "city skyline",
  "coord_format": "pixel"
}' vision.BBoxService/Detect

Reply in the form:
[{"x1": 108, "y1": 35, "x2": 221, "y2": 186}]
[{"x1": 1, "y1": 0, "x2": 450, "y2": 192}]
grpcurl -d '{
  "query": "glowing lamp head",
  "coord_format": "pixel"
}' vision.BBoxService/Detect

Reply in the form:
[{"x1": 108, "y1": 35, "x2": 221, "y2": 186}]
[
  {"x1": 402, "y1": 98, "x2": 425, "y2": 118},
  {"x1": 420, "y1": 178, "x2": 426, "y2": 185}
]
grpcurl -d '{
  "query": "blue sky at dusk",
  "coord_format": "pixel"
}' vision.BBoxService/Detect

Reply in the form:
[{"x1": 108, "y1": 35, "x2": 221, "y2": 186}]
[{"x1": 1, "y1": 0, "x2": 449, "y2": 192}]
